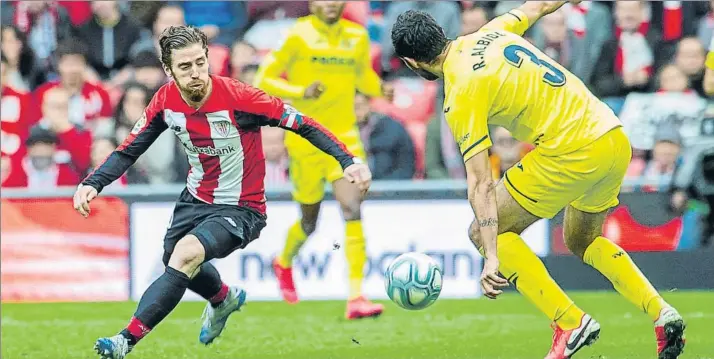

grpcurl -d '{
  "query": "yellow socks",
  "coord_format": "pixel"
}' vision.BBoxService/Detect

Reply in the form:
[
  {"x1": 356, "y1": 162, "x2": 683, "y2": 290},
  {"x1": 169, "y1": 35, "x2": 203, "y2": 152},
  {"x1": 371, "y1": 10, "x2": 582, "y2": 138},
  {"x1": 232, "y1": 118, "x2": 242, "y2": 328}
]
[
  {"x1": 583, "y1": 236, "x2": 667, "y2": 321},
  {"x1": 278, "y1": 221, "x2": 308, "y2": 267},
  {"x1": 345, "y1": 220, "x2": 366, "y2": 300},
  {"x1": 279, "y1": 219, "x2": 367, "y2": 301},
  {"x1": 494, "y1": 232, "x2": 585, "y2": 330}
]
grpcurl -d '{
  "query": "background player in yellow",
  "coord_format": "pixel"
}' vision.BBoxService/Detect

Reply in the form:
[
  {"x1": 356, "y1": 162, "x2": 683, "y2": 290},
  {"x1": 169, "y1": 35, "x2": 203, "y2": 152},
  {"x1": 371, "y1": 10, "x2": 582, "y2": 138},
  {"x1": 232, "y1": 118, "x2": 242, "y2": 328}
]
[
  {"x1": 391, "y1": 2, "x2": 685, "y2": 358},
  {"x1": 254, "y1": 0, "x2": 392, "y2": 319}
]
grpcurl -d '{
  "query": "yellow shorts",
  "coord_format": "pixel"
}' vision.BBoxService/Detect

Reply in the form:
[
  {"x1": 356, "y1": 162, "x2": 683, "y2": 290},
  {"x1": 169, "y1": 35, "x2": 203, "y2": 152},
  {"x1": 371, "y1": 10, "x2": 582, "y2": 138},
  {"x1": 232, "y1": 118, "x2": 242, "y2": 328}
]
[
  {"x1": 288, "y1": 142, "x2": 366, "y2": 205},
  {"x1": 503, "y1": 127, "x2": 631, "y2": 219}
]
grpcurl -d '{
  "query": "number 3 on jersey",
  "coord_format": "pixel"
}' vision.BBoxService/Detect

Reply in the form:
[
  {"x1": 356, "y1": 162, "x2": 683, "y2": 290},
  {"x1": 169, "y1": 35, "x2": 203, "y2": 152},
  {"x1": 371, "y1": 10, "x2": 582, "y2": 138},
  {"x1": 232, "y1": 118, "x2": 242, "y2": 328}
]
[{"x1": 503, "y1": 44, "x2": 566, "y2": 87}]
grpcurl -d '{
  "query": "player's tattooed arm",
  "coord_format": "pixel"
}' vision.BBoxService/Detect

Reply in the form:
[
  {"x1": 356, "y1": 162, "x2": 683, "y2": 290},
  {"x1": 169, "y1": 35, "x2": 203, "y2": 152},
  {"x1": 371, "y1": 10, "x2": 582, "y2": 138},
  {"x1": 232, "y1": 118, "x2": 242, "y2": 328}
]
[
  {"x1": 464, "y1": 149, "x2": 499, "y2": 259},
  {"x1": 478, "y1": 218, "x2": 499, "y2": 228},
  {"x1": 465, "y1": 148, "x2": 508, "y2": 299}
]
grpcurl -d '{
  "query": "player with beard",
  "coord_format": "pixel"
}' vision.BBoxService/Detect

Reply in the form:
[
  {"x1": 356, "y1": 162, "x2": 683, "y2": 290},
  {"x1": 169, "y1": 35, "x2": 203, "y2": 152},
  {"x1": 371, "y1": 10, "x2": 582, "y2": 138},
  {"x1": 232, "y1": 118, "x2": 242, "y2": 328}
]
[
  {"x1": 391, "y1": 1, "x2": 685, "y2": 358},
  {"x1": 75, "y1": 25, "x2": 372, "y2": 359},
  {"x1": 254, "y1": 0, "x2": 392, "y2": 319}
]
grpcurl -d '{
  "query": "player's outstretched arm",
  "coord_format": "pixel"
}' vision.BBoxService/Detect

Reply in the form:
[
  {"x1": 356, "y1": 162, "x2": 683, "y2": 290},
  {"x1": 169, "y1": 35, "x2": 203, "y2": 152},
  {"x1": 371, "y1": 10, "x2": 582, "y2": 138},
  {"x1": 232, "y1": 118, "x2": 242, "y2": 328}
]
[
  {"x1": 518, "y1": 1, "x2": 574, "y2": 25},
  {"x1": 483, "y1": 1, "x2": 577, "y2": 35},
  {"x1": 75, "y1": 102, "x2": 167, "y2": 217},
  {"x1": 465, "y1": 149, "x2": 508, "y2": 299}
]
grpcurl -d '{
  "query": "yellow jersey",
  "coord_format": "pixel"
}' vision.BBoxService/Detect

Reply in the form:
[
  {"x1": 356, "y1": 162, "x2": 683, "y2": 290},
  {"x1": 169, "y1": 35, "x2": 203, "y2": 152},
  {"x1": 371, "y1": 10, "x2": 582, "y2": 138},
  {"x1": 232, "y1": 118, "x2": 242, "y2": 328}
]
[
  {"x1": 254, "y1": 15, "x2": 382, "y2": 156},
  {"x1": 443, "y1": 10, "x2": 622, "y2": 161}
]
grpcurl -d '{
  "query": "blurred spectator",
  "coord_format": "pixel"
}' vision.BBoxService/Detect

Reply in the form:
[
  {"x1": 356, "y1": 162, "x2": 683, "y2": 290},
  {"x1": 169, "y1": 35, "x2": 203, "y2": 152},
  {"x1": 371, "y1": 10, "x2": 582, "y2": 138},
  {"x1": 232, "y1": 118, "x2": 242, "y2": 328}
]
[
  {"x1": 1, "y1": 52, "x2": 34, "y2": 163},
  {"x1": 72, "y1": 0, "x2": 144, "y2": 81},
  {"x1": 532, "y1": 9, "x2": 594, "y2": 82},
  {"x1": 113, "y1": 82, "x2": 151, "y2": 142},
  {"x1": 489, "y1": 127, "x2": 528, "y2": 181},
  {"x1": 2, "y1": 1, "x2": 73, "y2": 73},
  {"x1": 230, "y1": 40, "x2": 258, "y2": 80},
  {"x1": 2, "y1": 126, "x2": 82, "y2": 188},
  {"x1": 425, "y1": 114, "x2": 464, "y2": 180},
  {"x1": 169, "y1": 1, "x2": 248, "y2": 47},
  {"x1": 90, "y1": 136, "x2": 130, "y2": 188},
  {"x1": 239, "y1": 64, "x2": 260, "y2": 86},
  {"x1": 673, "y1": 37, "x2": 707, "y2": 96},
  {"x1": 246, "y1": 1, "x2": 310, "y2": 22},
  {"x1": 131, "y1": 51, "x2": 167, "y2": 93},
  {"x1": 356, "y1": 92, "x2": 415, "y2": 180},
  {"x1": 697, "y1": 0, "x2": 714, "y2": 48},
  {"x1": 640, "y1": 123, "x2": 683, "y2": 192},
  {"x1": 128, "y1": 1, "x2": 167, "y2": 28},
  {"x1": 36, "y1": 87, "x2": 92, "y2": 174},
  {"x1": 112, "y1": 82, "x2": 179, "y2": 184},
  {"x1": 657, "y1": 63, "x2": 691, "y2": 93},
  {"x1": 1, "y1": 25, "x2": 45, "y2": 91},
  {"x1": 262, "y1": 126, "x2": 289, "y2": 187},
  {"x1": 561, "y1": 1, "x2": 612, "y2": 55},
  {"x1": 592, "y1": 1, "x2": 663, "y2": 111},
  {"x1": 381, "y1": 1, "x2": 461, "y2": 77},
  {"x1": 461, "y1": 5, "x2": 490, "y2": 35},
  {"x1": 58, "y1": 0, "x2": 93, "y2": 27},
  {"x1": 34, "y1": 39, "x2": 113, "y2": 134},
  {"x1": 130, "y1": 4, "x2": 185, "y2": 58},
  {"x1": 649, "y1": 1, "x2": 709, "y2": 45}
]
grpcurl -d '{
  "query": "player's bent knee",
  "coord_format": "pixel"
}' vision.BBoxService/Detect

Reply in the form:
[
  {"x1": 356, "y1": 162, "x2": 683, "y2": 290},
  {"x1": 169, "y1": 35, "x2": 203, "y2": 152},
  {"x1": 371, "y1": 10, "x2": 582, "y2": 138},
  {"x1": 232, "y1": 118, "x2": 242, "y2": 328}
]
[
  {"x1": 168, "y1": 235, "x2": 206, "y2": 276},
  {"x1": 339, "y1": 201, "x2": 361, "y2": 221},
  {"x1": 563, "y1": 237, "x2": 591, "y2": 260},
  {"x1": 468, "y1": 219, "x2": 483, "y2": 248},
  {"x1": 300, "y1": 218, "x2": 318, "y2": 236}
]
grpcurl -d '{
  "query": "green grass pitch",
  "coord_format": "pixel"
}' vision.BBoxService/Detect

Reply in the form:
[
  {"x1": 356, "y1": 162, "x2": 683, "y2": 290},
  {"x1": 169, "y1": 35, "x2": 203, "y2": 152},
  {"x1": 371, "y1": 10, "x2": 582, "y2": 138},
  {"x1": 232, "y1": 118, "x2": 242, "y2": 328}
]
[{"x1": 3, "y1": 291, "x2": 713, "y2": 359}]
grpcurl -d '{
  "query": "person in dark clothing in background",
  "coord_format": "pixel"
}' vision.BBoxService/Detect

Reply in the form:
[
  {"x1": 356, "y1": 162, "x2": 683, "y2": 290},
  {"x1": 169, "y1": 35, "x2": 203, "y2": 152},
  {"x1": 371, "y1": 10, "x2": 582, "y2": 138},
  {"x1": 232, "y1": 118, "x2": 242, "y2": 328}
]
[
  {"x1": 355, "y1": 92, "x2": 415, "y2": 180},
  {"x1": 72, "y1": 0, "x2": 143, "y2": 80},
  {"x1": 591, "y1": 1, "x2": 665, "y2": 100}
]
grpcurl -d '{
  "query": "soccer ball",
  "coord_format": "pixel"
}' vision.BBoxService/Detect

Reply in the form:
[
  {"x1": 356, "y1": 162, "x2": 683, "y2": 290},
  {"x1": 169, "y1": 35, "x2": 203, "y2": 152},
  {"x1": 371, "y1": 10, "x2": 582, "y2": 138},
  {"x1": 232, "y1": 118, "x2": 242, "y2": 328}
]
[{"x1": 384, "y1": 252, "x2": 443, "y2": 310}]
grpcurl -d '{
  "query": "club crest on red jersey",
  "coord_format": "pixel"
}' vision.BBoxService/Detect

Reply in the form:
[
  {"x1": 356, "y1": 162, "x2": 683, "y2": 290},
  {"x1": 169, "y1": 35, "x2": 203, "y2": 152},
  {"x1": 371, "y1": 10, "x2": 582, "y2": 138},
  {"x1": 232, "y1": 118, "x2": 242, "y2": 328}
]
[{"x1": 212, "y1": 120, "x2": 232, "y2": 138}]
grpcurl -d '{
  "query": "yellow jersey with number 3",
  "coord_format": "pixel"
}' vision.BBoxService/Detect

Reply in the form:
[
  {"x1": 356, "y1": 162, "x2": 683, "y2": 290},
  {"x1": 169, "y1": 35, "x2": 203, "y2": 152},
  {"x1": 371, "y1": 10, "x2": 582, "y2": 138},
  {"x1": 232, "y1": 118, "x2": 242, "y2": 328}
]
[{"x1": 442, "y1": 10, "x2": 622, "y2": 162}]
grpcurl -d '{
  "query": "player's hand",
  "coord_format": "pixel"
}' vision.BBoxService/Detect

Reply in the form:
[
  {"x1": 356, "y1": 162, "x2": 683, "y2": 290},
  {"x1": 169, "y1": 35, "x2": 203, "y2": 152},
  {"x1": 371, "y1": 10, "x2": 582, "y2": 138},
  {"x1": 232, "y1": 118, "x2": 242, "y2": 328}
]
[
  {"x1": 304, "y1": 81, "x2": 325, "y2": 99},
  {"x1": 382, "y1": 81, "x2": 395, "y2": 102},
  {"x1": 73, "y1": 184, "x2": 98, "y2": 218},
  {"x1": 343, "y1": 163, "x2": 372, "y2": 194},
  {"x1": 481, "y1": 257, "x2": 508, "y2": 299}
]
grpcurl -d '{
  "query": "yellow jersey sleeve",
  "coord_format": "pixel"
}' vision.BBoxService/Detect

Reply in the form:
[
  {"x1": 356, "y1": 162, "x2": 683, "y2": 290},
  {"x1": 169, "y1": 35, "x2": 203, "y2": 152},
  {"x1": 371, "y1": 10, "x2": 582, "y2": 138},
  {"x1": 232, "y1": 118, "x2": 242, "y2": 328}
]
[
  {"x1": 254, "y1": 31, "x2": 306, "y2": 99},
  {"x1": 355, "y1": 32, "x2": 383, "y2": 97},
  {"x1": 480, "y1": 9, "x2": 530, "y2": 36},
  {"x1": 445, "y1": 74, "x2": 495, "y2": 162}
]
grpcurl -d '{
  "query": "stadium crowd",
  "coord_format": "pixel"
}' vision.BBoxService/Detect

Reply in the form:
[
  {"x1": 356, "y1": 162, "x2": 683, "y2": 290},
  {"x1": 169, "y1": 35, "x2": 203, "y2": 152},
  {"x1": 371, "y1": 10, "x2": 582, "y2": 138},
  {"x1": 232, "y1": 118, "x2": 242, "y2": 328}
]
[{"x1": 1, "y1": 0, "x2": 713, "y2": 191}]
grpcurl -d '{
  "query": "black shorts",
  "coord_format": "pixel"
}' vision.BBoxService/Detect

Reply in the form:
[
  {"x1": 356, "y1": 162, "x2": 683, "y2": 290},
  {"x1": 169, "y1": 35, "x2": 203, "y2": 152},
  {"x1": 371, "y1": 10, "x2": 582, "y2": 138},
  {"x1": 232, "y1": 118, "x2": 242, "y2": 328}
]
[{"x1": 162, "y1": 188, "x2": 267, "y2": 264}]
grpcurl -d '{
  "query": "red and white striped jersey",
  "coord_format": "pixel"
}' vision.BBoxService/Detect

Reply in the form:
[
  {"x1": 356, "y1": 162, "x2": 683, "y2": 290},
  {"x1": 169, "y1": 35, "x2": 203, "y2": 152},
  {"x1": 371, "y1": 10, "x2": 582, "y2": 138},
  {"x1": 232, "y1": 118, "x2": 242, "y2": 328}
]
[{"x1": 83, "y1": 75, "x2": 356, "y2": 214}]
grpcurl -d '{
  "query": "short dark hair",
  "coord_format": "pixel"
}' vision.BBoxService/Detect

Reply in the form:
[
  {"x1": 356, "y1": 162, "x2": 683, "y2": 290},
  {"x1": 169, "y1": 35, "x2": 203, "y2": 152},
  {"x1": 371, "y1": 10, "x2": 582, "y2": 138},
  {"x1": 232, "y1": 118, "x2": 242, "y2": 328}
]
[
  {"x1": 26, "y1": 126, "x2": 58, "y2": 146},
  {"x1": 55, "y1": 38, "x2": 88, "y2": 60},
  {"x1": 1, "y1": 51, "x2": 7, "y2": 65},
  {"x1": 391, "y1": 10, "x2": 448, "y2": 64},
  {"x1": 158, "y1": 25, "x2": 208, "y2": 69}
]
